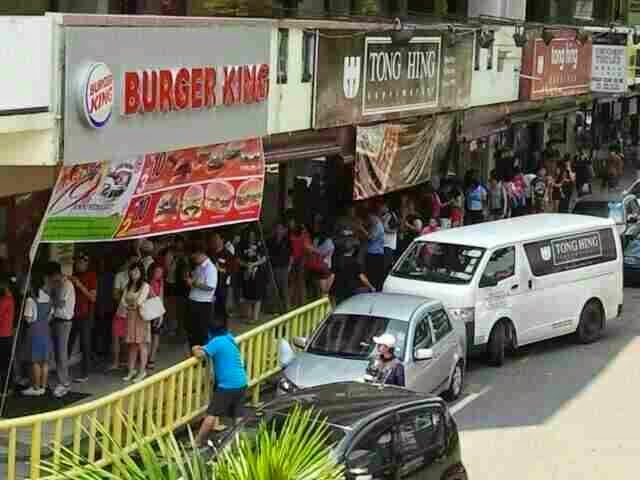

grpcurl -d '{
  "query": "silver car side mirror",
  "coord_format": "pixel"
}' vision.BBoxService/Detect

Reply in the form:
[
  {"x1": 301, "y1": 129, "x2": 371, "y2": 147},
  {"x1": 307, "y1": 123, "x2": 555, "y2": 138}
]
[
  {"x1": 278, "y1": 339, "x2": 296, "y2": 367},
  {"x1": 415, "y1": 348, "x2": 434, "y2": 361},
  {"x1": 293, "y1": 336, "x2": 308, "y2": 349}
]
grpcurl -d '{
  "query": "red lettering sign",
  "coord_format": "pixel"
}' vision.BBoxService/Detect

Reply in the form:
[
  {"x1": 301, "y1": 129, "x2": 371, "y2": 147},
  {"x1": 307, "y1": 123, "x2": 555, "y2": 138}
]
[{"x1": 122, "y1": 64, "x2": 269, "y2": 116}]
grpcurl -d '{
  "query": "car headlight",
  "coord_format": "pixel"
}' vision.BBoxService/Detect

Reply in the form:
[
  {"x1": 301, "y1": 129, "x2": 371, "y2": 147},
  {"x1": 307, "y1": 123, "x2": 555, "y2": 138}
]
[
  {"x1": 278, "y1": 376, "x2": 299, "y2": 393},
  {"x1": 448, "y1": 307, "x2": 475, "y2": 323}
]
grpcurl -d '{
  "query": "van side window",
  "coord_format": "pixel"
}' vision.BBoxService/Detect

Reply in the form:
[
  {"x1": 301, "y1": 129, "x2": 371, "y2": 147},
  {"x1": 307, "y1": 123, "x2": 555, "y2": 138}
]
[
  {"x1": 480, "y1": 246, "x2": 515, "y2": 287},
  {"x1": 524, "y1": 228, "x2": 617, "y2": 277}
]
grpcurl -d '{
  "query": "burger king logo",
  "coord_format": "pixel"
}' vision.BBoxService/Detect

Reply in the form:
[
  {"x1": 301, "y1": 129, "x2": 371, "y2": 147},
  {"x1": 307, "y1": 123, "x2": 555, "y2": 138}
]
[{"x1": 82, "y1": 63, "x2": 114, "y2": 129}]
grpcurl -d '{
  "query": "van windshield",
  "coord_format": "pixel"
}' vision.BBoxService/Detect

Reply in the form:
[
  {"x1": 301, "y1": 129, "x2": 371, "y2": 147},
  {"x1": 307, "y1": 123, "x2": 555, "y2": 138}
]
[{"x1": 392, "y1": 242, "x2": 486, "y2": 284}]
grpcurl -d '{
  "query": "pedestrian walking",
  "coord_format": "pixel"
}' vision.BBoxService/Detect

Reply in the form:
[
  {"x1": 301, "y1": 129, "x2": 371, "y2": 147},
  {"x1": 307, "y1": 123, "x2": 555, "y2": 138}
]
[
  {"x1": 46, "y1": 261, "x2": 75, "y2": 398},
  {"x1": 20, "y1": 271, "x2": 52, "y2": 397},
  {"x1": 266, "y1": 223, "x2": 291, "y2": 313},
  {"x1": 68, "y1": 252, "x2": 97, "y2": 383},
  {"x1": 488, "y1": 175, "x2": 509, "y2": 221},
  {"x1": 185, "y1": 243, "x2": 217, "y2": 348},
  {"x1": 192, "y1": 325, "x2": 248, "y2": 447},
  {"x1": 209, "y1": 232, "x2": 234, "y2": 328},
  {"x1": 365, "y1": 208, "x2": 386, "y2": 291},
  {"x1": 108, "y1": 254, "x2": 138, "y2": 371},
  {"x1": 238, "y1": 229, "x2": 267, "y2": 324},
  {"x1": 121, "y1": 261, "x2": 151, "y2": 383},
  {"x1": 466, "y1": 177, "x2": 487, "y2": 224},
  {"x1": 288, "y1": 219, "x2": 310, "y2": 308},
  {"x1": 332, "y1": 237, "x2": 375, "y2": 305},
  {"x1": 381, "y1": 202, "x2": 399, "y2": 274},
  {"x1": 0, "y1": 278, "x2": 15, "y2": 397},
  {"x1": 147, "y1": 262, "x2": 164, "y2": 370},
  {"x1": 607, "y1": 144, "x2": 624, "y2": 191},
  {"x1": 530, "y1": 166, "x2": 548, "y2": 213}
]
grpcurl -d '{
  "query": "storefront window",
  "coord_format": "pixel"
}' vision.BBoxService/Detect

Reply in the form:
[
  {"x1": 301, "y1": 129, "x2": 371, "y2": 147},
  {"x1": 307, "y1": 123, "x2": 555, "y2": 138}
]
[
  {"x1": 278, "y1": 29, "x2": 289, "y2": 84},
  {"x1": 302, "y1": 31, "x2": 316, "y2": 83}
]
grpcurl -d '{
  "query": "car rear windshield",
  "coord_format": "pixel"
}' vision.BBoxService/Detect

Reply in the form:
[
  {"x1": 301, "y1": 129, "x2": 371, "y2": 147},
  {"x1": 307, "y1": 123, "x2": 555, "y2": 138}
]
[
  {"x1": 573, "y1": 201, "x2": 623, "y2": 223},
  {"x1": 308, "y1": 314, "x2": 408, "y2": 360},
  {"x1": 391, "y1": 241, "x2": 486, "y2": 284}
]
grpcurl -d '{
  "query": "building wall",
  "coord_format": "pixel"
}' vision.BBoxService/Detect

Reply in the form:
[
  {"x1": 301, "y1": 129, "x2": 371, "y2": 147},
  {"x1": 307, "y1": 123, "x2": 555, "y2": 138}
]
[
  {"x1": 0, "y1": 127, "x2": 57, "y2": 167},
  {"x1": 467, "y1": 0, "x2": 526, "y2": 20},
  {"x1": 469, "y1": 26, "x2": 521, "y2": 108},
  {"x1": 268, "y1": 27, "x2": 314, "y2": 134}
]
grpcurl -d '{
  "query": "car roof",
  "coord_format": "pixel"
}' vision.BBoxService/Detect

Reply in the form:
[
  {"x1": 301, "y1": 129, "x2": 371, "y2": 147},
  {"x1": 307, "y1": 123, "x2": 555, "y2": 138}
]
[
  {"x1": 259, "y1": 382, "x2": 439, "y2": 431},
  {"x1": 417, "y1": 214, "x2": 615, "y2": 249},
  {"x1": 574, "y1": 192, "x2": 634, "y2": 203},
  {"x1": 333, "y1": 293, "x2": 441, "y2": 322}
]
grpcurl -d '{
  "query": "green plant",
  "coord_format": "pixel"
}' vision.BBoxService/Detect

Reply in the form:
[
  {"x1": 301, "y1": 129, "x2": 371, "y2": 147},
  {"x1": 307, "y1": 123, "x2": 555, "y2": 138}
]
[
  {"x1": 213, "y1": 405, "x2": 344, "y2": 480},
  {"x1": 42, "y1": 405, "x2": 344, "y2": 480}
]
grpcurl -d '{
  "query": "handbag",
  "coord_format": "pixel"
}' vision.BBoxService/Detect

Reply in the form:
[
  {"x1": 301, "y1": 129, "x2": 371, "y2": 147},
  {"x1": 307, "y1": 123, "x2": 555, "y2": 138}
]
[{"x1": 140, "y1": 296, "x2": 166, "y2": 322}]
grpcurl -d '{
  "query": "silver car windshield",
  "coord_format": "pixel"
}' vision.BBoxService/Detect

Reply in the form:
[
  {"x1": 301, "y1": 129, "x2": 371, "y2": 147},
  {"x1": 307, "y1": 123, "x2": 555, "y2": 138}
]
[
  {"x1": 307, "y1": 314, "x2": 408, "y2": 360},
  {"x1": 392, "y1": 241, "x2": 486, "y2": 284}
]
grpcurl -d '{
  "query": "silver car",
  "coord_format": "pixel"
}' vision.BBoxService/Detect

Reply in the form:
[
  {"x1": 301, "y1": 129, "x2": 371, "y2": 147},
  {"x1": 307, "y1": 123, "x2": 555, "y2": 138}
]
[{"x1": 278, "y1": 293, "x2": 466, "y2": 400}]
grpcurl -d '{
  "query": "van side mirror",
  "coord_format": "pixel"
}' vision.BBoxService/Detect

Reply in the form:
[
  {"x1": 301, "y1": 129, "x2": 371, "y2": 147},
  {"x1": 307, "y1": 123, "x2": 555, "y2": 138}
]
[
  {"x1": 293, "y1": 336, "x2": 307, "y2": 349},
  {"x1": 479, "y1": 276, "x2": 499, "y2": 288},
  {"x1": 414, "y1": 348, "x2": 434, "y2": 361}
]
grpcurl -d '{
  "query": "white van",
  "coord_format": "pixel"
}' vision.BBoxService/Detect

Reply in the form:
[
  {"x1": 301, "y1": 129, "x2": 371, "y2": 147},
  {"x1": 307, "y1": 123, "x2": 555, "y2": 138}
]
[{"x1": 384, "y1": 214, "x2": 623, "y2": 366}]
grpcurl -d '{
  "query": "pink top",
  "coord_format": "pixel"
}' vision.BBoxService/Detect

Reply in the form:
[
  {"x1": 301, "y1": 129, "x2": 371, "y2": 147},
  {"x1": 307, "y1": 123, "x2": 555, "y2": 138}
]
[
  {"x1": 421, "y1": 225, "x2": 440, "y2": 236},
  {"x1": 150, "y1": 276, "x2": 164, "y2": 298}
]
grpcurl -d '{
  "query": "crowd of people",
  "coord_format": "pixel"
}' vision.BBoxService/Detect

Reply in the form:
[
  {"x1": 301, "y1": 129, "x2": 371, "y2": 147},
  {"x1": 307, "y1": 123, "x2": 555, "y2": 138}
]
[{"x1": 0, "y1": 141, "x2": 629, "y2": 405}]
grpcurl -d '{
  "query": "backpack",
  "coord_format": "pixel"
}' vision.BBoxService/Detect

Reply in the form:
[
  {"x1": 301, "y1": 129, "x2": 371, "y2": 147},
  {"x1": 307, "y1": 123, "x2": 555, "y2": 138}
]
[
  {"x1": 384, "y1": 211, "x2": 400, "y2": 232},
  {"x1": 532, "y1": 177, "x2": 546, "y2": 200}
]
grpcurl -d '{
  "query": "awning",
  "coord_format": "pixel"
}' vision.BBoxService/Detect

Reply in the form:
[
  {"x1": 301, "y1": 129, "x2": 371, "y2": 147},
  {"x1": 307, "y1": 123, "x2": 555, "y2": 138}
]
[{"x1": 264, "y1": 142, "x2": 343, "y2": 163}]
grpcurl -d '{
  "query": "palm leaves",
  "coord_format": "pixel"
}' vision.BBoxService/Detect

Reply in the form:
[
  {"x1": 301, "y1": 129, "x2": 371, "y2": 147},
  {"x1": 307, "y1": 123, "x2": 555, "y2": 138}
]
[{"x1": 42, "y1": 405, "x2": 344, "y2": 480}]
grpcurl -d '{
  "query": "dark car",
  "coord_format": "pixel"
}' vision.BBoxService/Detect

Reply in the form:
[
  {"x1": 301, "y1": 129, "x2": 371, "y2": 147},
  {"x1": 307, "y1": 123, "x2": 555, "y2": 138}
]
[
  {"x1": 213, "y1": 382, "x2": 468, "y2": 480},
  {"x1": 572, "y1": 192, "x2": 640, "y2": 243}
]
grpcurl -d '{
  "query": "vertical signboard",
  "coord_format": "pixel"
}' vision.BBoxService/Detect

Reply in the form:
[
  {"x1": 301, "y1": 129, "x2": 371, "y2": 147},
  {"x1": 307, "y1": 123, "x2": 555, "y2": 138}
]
[
  {"x1": 520, "y1": 30, "x2": 592, "y2": 101},
  {"x1": 314, "y1": 31, "x2": 473, "y2": 129},
  {"x1": 592, "y1": 32, "x2": 628, "y2": 93}
]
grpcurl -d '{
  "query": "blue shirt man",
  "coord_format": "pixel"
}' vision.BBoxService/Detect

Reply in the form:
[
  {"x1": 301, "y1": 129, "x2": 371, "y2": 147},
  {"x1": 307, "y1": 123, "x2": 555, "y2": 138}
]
[
  {"x1": 202, "y1": 330, "x2": 247, "y2": 390},
  {"x1": 193, "y1": 327, "x2": 248, "y2": 447},
  {"x1": 367, "y1": 214, "x2": 385, "y2": 255}
]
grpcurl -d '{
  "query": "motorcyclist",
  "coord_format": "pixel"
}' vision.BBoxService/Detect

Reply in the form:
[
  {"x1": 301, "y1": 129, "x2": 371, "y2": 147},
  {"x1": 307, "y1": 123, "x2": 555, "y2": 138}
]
[{"x1": 366, "y1": 333, "x2": 405, "y2": 387}]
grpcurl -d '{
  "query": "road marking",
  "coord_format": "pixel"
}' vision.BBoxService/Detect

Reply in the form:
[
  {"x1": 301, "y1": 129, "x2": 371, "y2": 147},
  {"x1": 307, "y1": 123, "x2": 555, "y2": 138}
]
[{"x1": 450, "y1": 386, "x2": 491, "y2": 415}]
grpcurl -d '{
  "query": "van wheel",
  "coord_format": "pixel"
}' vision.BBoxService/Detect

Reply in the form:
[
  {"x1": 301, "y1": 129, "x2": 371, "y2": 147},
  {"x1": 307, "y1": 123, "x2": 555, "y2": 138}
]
[
  {"x1": 576, "y1": 300, "x2": 603, "y2": 344},
  {"x1": 487, "y1": 322, "x2": 506, "y2": 367},
  {"x1": 443, "y1": 361, "x2": 464, "y2": 401}
]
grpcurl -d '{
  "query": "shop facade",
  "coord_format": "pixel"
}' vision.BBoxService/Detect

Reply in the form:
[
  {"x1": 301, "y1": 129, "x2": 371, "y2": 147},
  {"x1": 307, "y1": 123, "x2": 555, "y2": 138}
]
[{"x1": 312, "y1": 27, "x2": 474, "y2": 200}]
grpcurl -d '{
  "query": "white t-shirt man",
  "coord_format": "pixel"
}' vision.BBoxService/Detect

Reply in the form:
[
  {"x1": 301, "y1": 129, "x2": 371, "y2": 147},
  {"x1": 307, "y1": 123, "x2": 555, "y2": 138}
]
[
  {"x1": 382, "y1": 211, "x2": 398, "y2": 251},
  {"x1": 53, "y1": 278, "x2": 76, "y2": 320},
  {"x1": 189, "y1": 257, "x2": 218, "y2": 303}
]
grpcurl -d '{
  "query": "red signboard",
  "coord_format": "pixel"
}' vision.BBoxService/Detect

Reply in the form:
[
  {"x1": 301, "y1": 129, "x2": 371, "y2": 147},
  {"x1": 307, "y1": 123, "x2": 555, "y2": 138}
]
[{"x1": 520, "y1": 31, "x2": 592, "y2": 101}]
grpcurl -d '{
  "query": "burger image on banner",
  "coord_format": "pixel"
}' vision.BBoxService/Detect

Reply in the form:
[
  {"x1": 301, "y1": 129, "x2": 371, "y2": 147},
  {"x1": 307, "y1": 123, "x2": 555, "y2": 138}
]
[
  {"x1": 235, "y1": 178, "x2": 263, "y2": 210},
  {"x1": 154, "y1": 192, "x2": 180, "y2": 223},
  {"x1": 205, "y1": 181, "x2": 235, "y2": 214},
  {"x1": 180, "y1": 184, "x2": 204, "y2": 221}
]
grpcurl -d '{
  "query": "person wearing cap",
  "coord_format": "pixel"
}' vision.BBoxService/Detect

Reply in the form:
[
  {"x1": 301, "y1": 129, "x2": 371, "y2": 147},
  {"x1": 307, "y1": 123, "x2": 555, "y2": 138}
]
[
  {"x1": 370, "y1": 333, "x2": 405, "y2": 387},
  {"x1": 68, "y1": 252, "x2": 97, "y2": 383}
]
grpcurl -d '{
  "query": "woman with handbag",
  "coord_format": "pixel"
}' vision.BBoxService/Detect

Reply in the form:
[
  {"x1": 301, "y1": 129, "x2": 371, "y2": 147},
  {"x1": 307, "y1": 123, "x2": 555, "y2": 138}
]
[{"x1": 120, "y1": 262, "x2": 151, "y2": 383}]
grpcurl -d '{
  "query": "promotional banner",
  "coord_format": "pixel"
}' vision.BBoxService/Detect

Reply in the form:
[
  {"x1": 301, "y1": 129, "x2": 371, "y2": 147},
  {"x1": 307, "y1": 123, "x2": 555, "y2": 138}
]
[
  {"x1": 354, "y1": 114, "x2": 455, "y2": 200},
  {"x1": 592, "y1": 44, "x2": 627, "y2": 93},
  {"x1": 41, "y1": 138, "x2": 264, "y2": 242},
  {"x1": 520, "y1": 30, "x2": 592, "y2": 101},
  {"x1": 315, "y1": 32, "x2": 473, "y2": 129}
]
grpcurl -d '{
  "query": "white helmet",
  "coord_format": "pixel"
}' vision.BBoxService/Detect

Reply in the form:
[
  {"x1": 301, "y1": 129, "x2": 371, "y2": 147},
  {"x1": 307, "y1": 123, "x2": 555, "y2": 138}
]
[{"x1": 373, "y1": 333, "x2": 396, "y2": 348}]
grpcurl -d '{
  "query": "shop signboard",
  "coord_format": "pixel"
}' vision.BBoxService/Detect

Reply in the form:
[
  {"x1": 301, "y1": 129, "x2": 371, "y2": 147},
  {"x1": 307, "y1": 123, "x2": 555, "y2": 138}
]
[
  {"x1": 591, "y1": 33, "x2": 628, "y2": 93},
  {"x1": 40, "y1": 138, "x2": 264, "y2": 242},
  {"x1": 354, "y1": 114, "x2": 455, "y2": 200},
  {"x1": 520, "y1": 30, "x2": 592, "y2": 101},
  {"x1": 315, "y1": 31, "x2": 473, "y2": 129},
  {"x1": 63, "y1": 26, "x2": 271, "y2": 165}
]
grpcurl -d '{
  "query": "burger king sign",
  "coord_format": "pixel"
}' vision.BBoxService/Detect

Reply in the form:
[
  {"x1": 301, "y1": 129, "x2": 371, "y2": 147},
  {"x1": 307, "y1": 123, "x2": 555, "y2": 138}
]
[{"x1": 81, "y1": 63, "x2": 114, "y2": 129}]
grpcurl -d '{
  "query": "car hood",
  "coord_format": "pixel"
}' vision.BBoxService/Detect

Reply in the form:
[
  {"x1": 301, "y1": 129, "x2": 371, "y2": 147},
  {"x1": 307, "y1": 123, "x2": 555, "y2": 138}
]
[{"x1": 283, "y1": 353, "x2": 370, "y2": 388}]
